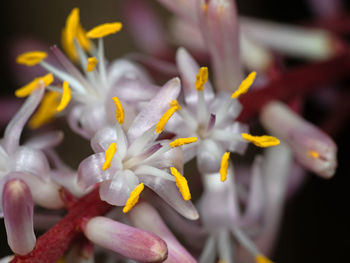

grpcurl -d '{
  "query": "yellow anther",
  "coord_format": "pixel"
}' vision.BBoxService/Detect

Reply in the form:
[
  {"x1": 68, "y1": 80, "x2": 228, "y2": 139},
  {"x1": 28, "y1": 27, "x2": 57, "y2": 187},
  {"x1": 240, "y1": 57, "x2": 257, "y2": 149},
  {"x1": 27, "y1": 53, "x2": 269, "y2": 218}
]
[
  {"x1": 86, "y1": 22, "x2": 123, "y2": 39},
  {"x1": 56, "y1": 258, "x2": 66, "y2": 263},
  {"x1": 169, "y1": 137, "x2": 198, "y2": 148},
  {"x1": 112, "y1": 97, "x2": 124, "y2": 124},
  {"x1": 76, "y1": 24, "x2": 92, "y2": 51},
  {"x1": 220, "y1": 152, "x2": 230, "y2": 182},
  {"x1": 15, "y1": 73, "x2": 54, "y2": 98},
  {"x1": 16, "y1": 51, "x2": 47, "y2": 66},
  {"x1": 170, "y1": 167, "x2": 191, "y2": 201},
  {"x1": 203, "y1": 3, "x2": 209, "y2": 12},
  {"x1": 86, "y1": 57, "x2": 98, "y2": 72},
  {"x1": 29, "y1": 91, "x2": 60, "y2": 129},
  {"x1": 195, "y1": 67, "x2": 209, "y2": 91},
  {"x1": 308, "y1": 150, "x2": 320, "y2": 159},
  {"x1": 102, "y1": 143, "x2": 117, "y2": 171},
  {"x1": 232, "y1": 71, "x2": 257, "y2": 99},
  {"x1": 155, "y1": 100, "x2": 181, "y2": 134},
  {"x1": 61, "y1": 8, "x2": 80, "y2": 61},
  {"x1": 255, "y1": 254, "x2": 274, "y2": 263},
  {"x1": 123, "y1": 183, "x2": 144, "y2": 213},
  {"x1": 241, "y1": 133, "x2": 280, "y2": 148},
  {"x1": 56, "y1": 81, "x2": 71, "y2": 112}
]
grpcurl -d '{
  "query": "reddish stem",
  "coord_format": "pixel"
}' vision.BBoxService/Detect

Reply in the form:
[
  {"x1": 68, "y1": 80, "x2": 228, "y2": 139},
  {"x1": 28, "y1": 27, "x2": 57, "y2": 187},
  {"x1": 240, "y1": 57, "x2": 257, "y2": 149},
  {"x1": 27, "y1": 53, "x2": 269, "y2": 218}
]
[
  {"x1": 9, "y1": 53, "x2": 350, "y2": 262},
  {"x1": 238, "y1": 53, "x2": 350, "y2": 121},
  {"x1": 11, "y1": 188, "x2": 112, "y2": 263}
]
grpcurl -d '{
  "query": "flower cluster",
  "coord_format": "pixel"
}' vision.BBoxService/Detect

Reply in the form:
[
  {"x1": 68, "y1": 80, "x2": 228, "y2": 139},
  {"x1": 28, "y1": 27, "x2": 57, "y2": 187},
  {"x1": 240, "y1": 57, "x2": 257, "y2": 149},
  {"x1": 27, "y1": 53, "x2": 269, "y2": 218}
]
[{"x1": 0, "y1": 1, "x2": 341, "y2": 262}]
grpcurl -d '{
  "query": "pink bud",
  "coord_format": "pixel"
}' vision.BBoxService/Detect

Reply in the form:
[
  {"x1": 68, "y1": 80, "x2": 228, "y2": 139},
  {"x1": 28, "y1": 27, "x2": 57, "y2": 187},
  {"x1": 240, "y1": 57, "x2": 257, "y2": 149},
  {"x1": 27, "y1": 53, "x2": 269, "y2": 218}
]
[
  {"x1": 2, "y1": 179, "x2": 36, "y2": 255},
  {"x1": 129, "y1": 202, "x2": 197, "y2": 263},
  {"x1": 260, "y1": 101, "x2": 337, "y2": 178},
  {"x1": 82, "y1": 216, "x2": 167, "y2": 262}
]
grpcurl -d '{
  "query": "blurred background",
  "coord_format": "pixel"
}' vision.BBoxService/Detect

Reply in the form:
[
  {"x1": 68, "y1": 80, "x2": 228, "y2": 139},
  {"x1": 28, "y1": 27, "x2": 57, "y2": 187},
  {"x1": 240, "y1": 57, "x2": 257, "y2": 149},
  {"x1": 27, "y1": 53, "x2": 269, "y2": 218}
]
[{"x1": 0, "y1": 0, "x2": 349, "y2": 262}]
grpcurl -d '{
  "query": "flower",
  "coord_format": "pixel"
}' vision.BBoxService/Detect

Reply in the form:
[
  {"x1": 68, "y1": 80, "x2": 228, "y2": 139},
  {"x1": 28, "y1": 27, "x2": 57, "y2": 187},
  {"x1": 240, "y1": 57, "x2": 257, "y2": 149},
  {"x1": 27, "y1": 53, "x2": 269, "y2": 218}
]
[
  {"x1": 78, "y1": 78, "x2": 199, "y2": 219},
  {"x1": 15, "y1": 8, "x2": 159, "y2": 138},
  {"x1": 166, "y1": 48, "x2": 279, "y2": 174}
]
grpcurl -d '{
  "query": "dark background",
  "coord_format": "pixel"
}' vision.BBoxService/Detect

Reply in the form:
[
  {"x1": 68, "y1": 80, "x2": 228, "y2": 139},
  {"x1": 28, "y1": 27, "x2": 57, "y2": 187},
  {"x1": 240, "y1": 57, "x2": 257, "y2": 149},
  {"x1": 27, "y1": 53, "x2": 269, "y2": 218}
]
[{"x1": 0, "y1": 0, "x2": 349, "y2": 262}]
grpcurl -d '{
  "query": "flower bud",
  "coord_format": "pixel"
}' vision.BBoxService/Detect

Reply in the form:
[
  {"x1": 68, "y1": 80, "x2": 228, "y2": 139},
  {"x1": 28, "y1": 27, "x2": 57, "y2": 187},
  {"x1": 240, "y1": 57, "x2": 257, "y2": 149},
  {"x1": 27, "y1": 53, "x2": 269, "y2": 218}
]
[
  {"x1": 82, "y1": 216, "x2": 167, "y2": 262},
  {"x1": 2, "y1": 179, "x2": 36, "y2": 255}
]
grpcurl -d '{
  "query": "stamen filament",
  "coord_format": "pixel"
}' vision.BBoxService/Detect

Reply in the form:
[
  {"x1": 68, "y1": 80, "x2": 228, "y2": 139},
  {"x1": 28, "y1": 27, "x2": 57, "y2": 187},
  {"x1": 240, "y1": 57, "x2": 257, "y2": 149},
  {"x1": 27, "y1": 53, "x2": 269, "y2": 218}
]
[
  {"x1": 155, "y1": 100, "x2": 181, "y2": 134},
  {"x1": 56, "y1": 81, "x2": 71, "y2": 112},
  {"x1": 112, "y1": 97, "x2": 124, "y2": 124},
  {"x1": 123, "y1": 183, "x2": 144, "y2": 213},
  {"x1": 102, "y1": 143, "x2": 117, "y2": 171},
  {"x1": 170, "y1": 167, "x2": 191, "y2": 201},
  {"x1": 241, "y1": 133, "x2": 280, "y2": 148},
  {"x1": 16, "y1": 51, "x2": 47, "y2": 66},
  {"x1": 232, "y1": 71, "x2": 257, "y2": 99},
  {"x1": 220, "y1": 152, "x2": 230, "y2": 182},
  {"x1": 169, "y1": 137, "x2": 198, "y2": 148}
]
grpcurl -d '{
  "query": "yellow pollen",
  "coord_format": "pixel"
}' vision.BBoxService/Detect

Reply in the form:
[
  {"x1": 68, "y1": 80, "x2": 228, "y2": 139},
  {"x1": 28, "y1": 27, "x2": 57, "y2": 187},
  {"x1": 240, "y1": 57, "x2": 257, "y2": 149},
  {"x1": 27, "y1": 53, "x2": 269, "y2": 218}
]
[
  {"x1": 29, "y1": 91, "x2": 60, "y2": 129},
  {"x1": 232, "y1": 71, "x2": 257, "y2": 99},
  {"x1": 255, "y1": 254, "x2": 274, "y2": 263},
  {"x1": 112, "y1": 97, "x2": 124, "y2": 124},
  {"x1": 170, "y1": 167, "x2": 191, "y2": 201},
  {"x1": 169, "y1": 137, "x2": 198, "y2": 148},
  {"x1": 308, "y1": 150, "x2": 320, "y2": 158},
  {"x1": 123, "y1": 183, "x2": 144, "y2": 213},
  {"x1": 220, "y1": 152, "x2": 230, "y2": 182},
  {"x1": 86, "y1": 22, "x2": 123, "y2": 39},
  {"x1": 155, "y1": 100, "x2": 181, "y2": 134},
  {"x1": 56, "y1": 81, "x2": 71, "y2": 112},
  {"x1": 102, "y1": 143, "x2": 117, "y2": 171},
  {"x1": 241, "y1": 133, "x2": 280, "y2": 148},
  {"x1": 16, "y1": 51, "x2": 47, "y2": 66},
  {"x1": 195, "y1": 67, "x2": 209, "y2": 91},
  {"x1": 86, "y1": 57, "x2": 98, "y2": 72},
  {"x1": 15, "y1": 73, "x2": 54, "y2": 98}
]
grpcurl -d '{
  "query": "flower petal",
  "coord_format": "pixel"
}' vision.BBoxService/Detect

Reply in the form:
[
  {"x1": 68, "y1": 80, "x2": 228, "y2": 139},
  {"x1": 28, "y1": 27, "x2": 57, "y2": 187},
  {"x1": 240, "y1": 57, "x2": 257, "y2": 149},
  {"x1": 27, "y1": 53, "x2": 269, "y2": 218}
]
[
  {"x1": 78, "y1": 153, "x2": 120, "y2": 189},
  {"x1": 90, "y1": 125, "x2": 117, "y2": 153},
  {"x1": 197, "y1": 139, "x2": 224, "y2": 174},
  {"x1": 3, "y1": 87, "x2": 44, "y2": 154},
  {"x1": 138, "y1": 174, "x2": 199, "y2": 220},
  {"x1": 99, "y1": 170, "x2": 139, "y2": 206},
  {"x1": 127, "y1": 77, "x2": 181, "y2": 142},
  {"x1": 25, "y1": 131, "x2": 64, "y2": 150}
]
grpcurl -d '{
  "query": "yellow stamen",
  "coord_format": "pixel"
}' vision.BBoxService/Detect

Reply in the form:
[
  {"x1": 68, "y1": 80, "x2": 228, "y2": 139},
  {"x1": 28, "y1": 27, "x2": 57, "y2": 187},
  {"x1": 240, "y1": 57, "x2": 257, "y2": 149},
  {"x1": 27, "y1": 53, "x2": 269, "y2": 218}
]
[
  {"x1": 15, "y1": 73, "x2": 54, "y2": 98},
  {"x1": 195, "y1": 67, "x2": 209, "y2": 91},
  {"x1": 86, "y1": 22, "x2": 123, "y2": 39},
  {"x1": 29, "y1": 91, "x2": 60, "y2": 129},
  {"x1": 123, "y1": 183, "x2": 144, "y2": 213},
  {"x1": 112, "y1": 97, "x2": 124, "y2": 124},
  {"x1": 255, "y1": 254, "x2": 274, "y2": 263},
  {"x1": 232, "y1": 71, "x2": 257, "y2": 99},
  {"x1": 56, "y1": 81, "x2": 71, "y2": 112},
  {"x1": 170, "y1": 167, "x2": 191, "y2": 201},
  {"x1": 76, "y1": 24, "x2": 92, "y2": 51},
  {"x1": 241, "y1": 133, "x2": 280, "y2": 148},
  {"x1": 86, "y1": 57, "x2": 98, "y2": 72},
  {"x1": 203, "y1": 3, "x2": 209, "y2": 12},
  {"x1": 102, "y1": 143, "x2": 117, "y2": 171},
  {"x1": 16, "y1": 51, "x2": 47, "y2": 66},
  {"x1": 220, "y1": 152, "x2": 230, "y2": 182},
  {"x1": 169, "y1": 137, "x2": 198, "y2": 148},
  {"x1": 308, "y1": 150, "x2": 320, "y2": 158},
  {"x1": 61, "y1": 8, "x2": 80, "y2": 61},
  {"x1": 155, "y1": 100, "x2": 181, "y2": 134}
]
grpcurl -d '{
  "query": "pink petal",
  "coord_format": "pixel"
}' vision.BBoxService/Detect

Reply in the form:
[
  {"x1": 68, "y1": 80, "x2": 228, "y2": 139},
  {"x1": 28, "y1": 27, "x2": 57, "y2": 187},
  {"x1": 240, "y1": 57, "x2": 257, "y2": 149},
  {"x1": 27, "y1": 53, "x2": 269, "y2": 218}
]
[
  {"x1": 260, "y1": 101, "x2": 337, "y2": 178},
  {"x1": 157, "y1": 0, "x2": 197, "y2": 23},
  {"x1": 25, "y1": 131, "x2": 64, "y2": 150},
  {"x1": 90, "y1": 125, "x2": 117, "y2": 153},
  {"x1": 127, "y1": 77, "x2": 181, "y2": 142},
  {"x1": 10, "y1": 146, "x2": 50, "y2": 180},
  {"x1": 83, "y1": 216, "x2": 167, "y2": 262},
  {"x1": 2, "y1": 179, "x2": 36, "y2": 255},
  {"x1": 99, "y1": 170, "x2": 139, "y2": 206},
  {"x1": 78, "y1": 153, "x2": 120, "y2": 189},
  {"x1": 67, "y1": 105, "x2": 91, "y2": 139},
  {"x1": 138, "y1": 174, "x2": 199, "y2": 220},
  {"x1": 3, "y1": 87, "x2": 44, "y2": 154},
  {"x1": 129, "y1": 202, "x2": 197, "y2": 263},
  {"x1": 197, "y1": 0, "x2": 242, "y2": 92},
  {"x1": 176, "y1": 48, "x2": 214, "y2": 106}
]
